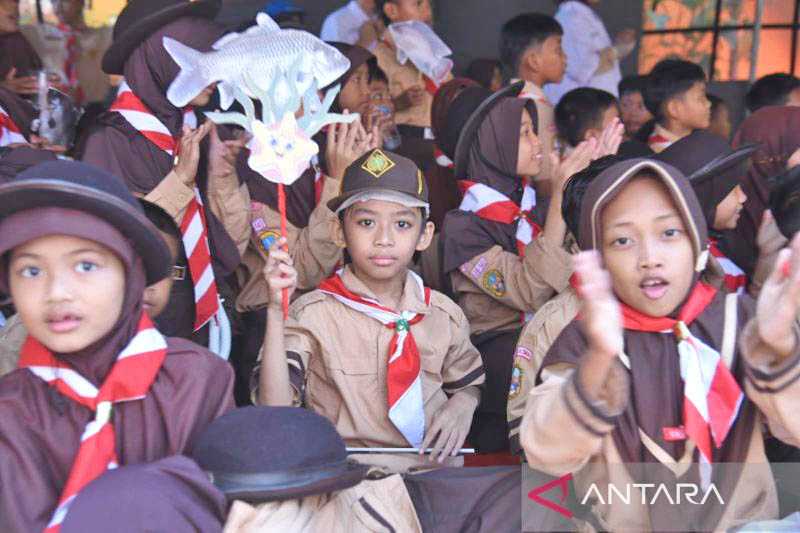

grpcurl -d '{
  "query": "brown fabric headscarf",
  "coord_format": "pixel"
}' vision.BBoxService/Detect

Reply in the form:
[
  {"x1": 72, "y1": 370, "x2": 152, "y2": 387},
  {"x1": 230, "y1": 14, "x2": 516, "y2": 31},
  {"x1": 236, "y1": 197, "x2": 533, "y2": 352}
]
[
  {"x1": 0, "y1": 145, "x2": 57, "y2": 184},
  {"x1": 441, "y1": 97, "x2": 538, "y2": 273},
  {"x1": 727, "y1": 105, "x2": 800, "y2": 274},
  {"x1": 0, "y1": 32, "x2": 43, "y2": 79},
  {"x1": 542, "y1": 159, "x2": 754, "y2": 531}
]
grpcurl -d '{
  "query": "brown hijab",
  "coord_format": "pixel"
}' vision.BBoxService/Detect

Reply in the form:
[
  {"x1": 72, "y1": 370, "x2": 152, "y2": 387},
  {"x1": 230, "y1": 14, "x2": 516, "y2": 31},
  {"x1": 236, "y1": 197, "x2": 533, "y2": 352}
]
[
  {"x1": 0, "y1": 31, "x2": 43, "y2": 79},
  {"x1": 441, "y1": 97, "x2": 538, "y2": 273},
  {"x1": 542, "y1": 159, "x2": 756, "y2": 531},
  {"x1": 727, "y1": 106, "x2": 800, "y2": 274},
  {"x1": 0, "y1": 209, "x2": 234, "y2": 531}
]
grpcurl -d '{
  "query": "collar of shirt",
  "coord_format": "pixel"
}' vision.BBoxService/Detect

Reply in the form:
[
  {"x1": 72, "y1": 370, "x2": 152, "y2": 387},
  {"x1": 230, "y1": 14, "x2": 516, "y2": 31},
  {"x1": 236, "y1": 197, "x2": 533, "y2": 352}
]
[
  {"x1": 653, "y1": 123, "x2": 683, "y2": 144},
  {"x1": 339, "y1": 265, "x2": 430, "y2": 315}
]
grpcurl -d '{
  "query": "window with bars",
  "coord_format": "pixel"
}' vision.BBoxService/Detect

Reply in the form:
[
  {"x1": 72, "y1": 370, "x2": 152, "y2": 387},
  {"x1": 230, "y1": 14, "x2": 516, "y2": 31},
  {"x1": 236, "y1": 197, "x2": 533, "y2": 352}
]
[{"x1": 639, "y1": 0, "x2": 799, "y2": 81}]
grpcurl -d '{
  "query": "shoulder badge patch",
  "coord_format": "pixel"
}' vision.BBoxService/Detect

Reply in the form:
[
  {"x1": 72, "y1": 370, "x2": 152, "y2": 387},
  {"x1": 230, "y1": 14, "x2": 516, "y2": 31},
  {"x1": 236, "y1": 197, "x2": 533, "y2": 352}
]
[
  {"x1": 361, "y1": 149, "x2": 396, "y2": 178},
  {"x1": 509, "y1": 363, "x2": 524, "y2": 399},
  {"x1": 514, "y1": 346, "x2": 533, "y2": 361},
  {"x1": 482, "y1": 269, "x2": 506, "y2": 297}
]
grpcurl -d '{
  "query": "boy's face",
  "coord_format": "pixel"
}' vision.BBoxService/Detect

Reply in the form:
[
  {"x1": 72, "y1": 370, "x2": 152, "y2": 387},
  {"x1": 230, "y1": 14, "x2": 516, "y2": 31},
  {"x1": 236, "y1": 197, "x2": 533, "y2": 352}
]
[
  {"x1": 0, "y1": 0, "x2": 19, "y2": 34},
  {"x1": 670, "y1": 81, "x2": 711, "y2": 130},
  {"x1": 619, "y1": 90, "x2": 652, "y2": 137},
  {"x1": 340, "y1": 63, "x2": 371, "y2": 113},
  {"x1": 384, "y1": 0, "x2": 432, "y2": 24},
  {"x1": 8, "y1": 234, "x2": 126, "y2": 353},
  {"x1": 517, "y1": 108, "x2": 542, "y2": 177},
  {"x1": 142, "y1": 230, "x2": 179, "y2": 319},
  {"x1": 708, "y1": 103, "x2": 731, "y2": 140},
  {"x1": 533, "y1": 35, "x2": 566, "y2": 84},
  {"x1": 713, "y1": 184, "x2": 746, "y2": 231},
  {"x1": 334, "y1": 198, "x2": 434, "y2": 286},
  {"x1": 600, "y1": 176, "x2": 695, "y2": 317}
]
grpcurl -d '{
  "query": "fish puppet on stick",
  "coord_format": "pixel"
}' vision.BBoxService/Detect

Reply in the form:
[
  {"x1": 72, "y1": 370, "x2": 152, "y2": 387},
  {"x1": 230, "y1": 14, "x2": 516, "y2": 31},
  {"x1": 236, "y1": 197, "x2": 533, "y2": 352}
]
[{"x1": 164, "y1": 14, "x2": 359, "y2": 317}]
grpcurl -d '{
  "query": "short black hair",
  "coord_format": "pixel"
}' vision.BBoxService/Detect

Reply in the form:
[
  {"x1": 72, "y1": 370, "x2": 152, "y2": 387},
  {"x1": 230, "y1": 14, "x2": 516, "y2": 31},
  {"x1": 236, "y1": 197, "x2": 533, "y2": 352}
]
[
  {"x1": 745, "y1": 73, "x2": 800, "y2": 113},
  {"x1": 367, "y1": 57, "x2": 388, "y2": 84},
  {"x1": 499, "y1": 13, "x2": 563, "y2": 77},
  {"x1": 707, "y1": 93, "x2": 727, "y2": 114},
  {"x1": 555, "y1": 88, "x2": 618, "y2": 147},
  {"x1": 139, "y1": 199, "x2": 182, "y2": 260},
  {"x1": 618, "y1": 75, "x2": 648, "y2": 97},
  {"x1": 643, "y1": 59, "x2": 707, "y2": 119},
  {"x1": 376, "y1": 0, "x2": 394, "y2": 26},
  {"x1": 562, "y1": 155, "x2": 623, "y2": 239}
]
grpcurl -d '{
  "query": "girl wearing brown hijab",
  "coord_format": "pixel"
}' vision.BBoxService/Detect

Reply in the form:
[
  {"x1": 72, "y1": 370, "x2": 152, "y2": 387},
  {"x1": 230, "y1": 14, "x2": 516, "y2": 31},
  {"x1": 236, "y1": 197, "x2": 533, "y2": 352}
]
[
  {"x1": 725, "y1": 106, "x2": 800, "y2": 276},
  {"x1": 0, "y1": 0, "x2": 43, "y2": 96},
  {"x1": 439, "y1": 82, "x2": 599, "y2": 452},
  {"x1": 522, "y1": 158, "x2": 800, "y2": 532},
  {"x1": 0, "y1": 160, "x2": 233, "y2": 532},
  {"x1": 77, "y1": 0, "x2": 249, "y2": 344}
]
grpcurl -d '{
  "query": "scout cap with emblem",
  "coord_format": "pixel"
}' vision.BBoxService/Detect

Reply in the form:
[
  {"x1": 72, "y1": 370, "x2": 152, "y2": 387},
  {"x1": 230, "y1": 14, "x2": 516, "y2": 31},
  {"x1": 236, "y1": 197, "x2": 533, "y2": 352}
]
[{"x1": 327, "y1": 148, "x2": 430, "y2": 217}]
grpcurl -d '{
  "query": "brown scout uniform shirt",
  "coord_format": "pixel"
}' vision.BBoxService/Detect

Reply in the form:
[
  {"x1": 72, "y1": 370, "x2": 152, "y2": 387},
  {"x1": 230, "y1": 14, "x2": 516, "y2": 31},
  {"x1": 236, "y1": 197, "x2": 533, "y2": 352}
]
[
  {"x1": 222, "y1": 474, "x2": 421, "y2": 533},
  {"x1": 235, "y1": 175, "x2": 343, "y2": 312},
  {"x1": 254, "y1": 266, "x2": 485, "y2": 471},
  {"x1": 520, "y1": 295, "x2": 800, "y2": 532},
  {"x1": 450, "y1": 236, "x2": 572, "y2": 336}
]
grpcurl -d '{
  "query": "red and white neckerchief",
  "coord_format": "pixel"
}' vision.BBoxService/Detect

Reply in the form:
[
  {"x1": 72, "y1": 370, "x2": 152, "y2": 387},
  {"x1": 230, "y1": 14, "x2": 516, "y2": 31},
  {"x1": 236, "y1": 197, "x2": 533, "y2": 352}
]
[
  {"x1": 620, "y1": 282, "x2": 744, "y2": 489},
  {"x1": 57, "y1": 23, "x2": 83, "y2": 104},
  {"x1": 312, "y1": 154, "x2": 325, "y2": 205},
  {"x1": 110, "y1": 81, "x2": 219, "y2": 330},
  {"x1": 458, "y1": 180, "x2": 541, "y2": 256},
  {"x1": 434, "y1": 146, "x2": 453, "y2": 169},
  {"x1": 647, "y1": 132, "x2": 674, "y2": 154},
  {"x1": 709, "y1": 239, "x2": 747, "y2": 294},
  {"x1": 18, "y1": 313, "x2": 167, "y2": 532},
  {"x1": 0, "y1": 104, "x2": 26, "y2": 146},
  {"x1": 319, "y1": 271, "x2": 430, "y2": 446}
]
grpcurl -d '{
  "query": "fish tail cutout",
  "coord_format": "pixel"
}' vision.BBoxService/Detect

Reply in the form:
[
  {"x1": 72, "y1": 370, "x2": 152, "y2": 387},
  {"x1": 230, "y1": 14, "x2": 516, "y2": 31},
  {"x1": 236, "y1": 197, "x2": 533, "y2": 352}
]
[
  {"x1": 255, "y1": 12, "x2": 281, "y2": 32},
  {"x1": 163, "y1": 37, "x2": 209, "y2": 108},
  {"x1": 204, "y1": 111, "x2": 252, "y2": 132}
]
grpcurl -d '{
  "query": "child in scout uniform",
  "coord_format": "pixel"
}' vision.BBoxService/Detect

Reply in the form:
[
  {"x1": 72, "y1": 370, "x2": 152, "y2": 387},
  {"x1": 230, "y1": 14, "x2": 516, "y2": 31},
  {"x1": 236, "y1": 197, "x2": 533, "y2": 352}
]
[
  {"x1": 255, "y1": 149, "x2": 485, "y2": 471},
  {"x1": 0, "y1": 160, "x2": 234, "y2": 531},
  {"x1": 521, "y1": 158, "x2": 800, "y2": 531}
]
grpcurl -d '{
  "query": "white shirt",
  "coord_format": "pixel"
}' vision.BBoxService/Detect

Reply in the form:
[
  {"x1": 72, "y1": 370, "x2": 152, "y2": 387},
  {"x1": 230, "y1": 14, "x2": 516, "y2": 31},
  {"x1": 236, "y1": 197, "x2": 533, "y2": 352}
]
[
  {"x1": 320, "y1": 1, "x2": 371, "y2": 45},
  {"x1": 544, "y1": 1, "x2": 622, "y2": 105}
]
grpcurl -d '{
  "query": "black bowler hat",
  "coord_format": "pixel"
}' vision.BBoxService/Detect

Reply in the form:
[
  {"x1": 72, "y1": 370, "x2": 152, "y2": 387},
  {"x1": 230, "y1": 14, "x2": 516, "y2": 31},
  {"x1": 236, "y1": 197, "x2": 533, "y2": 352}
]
[
  {"x1": 102, "y1": 0, "x2": 221, "y2": 75},
  {"x1": 190, "y1": 407, "x2": 370, "y2": 502},
  {"x1": 437, "y1": 84, "x2": 491, "y2": 163},
  {"x1": 0, "y1": 160, "x2": 172, "y2": 285},
  {"x1": 453, "y1": 81, "x2": 536, "y2": 179},
  {"x1": 770, "y1": 164, "x2": 800, "y2": 239}
]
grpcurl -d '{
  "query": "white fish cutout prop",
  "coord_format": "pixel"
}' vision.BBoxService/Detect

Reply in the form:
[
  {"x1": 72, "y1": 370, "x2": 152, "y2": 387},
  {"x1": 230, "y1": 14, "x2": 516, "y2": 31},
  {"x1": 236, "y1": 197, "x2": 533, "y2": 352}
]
[
  {"x1": 388, "y1": 21, "x2": 453, "y2": 85},
  {"x1": 163, "y1": 13, "x2": 351, "y2": 110}
]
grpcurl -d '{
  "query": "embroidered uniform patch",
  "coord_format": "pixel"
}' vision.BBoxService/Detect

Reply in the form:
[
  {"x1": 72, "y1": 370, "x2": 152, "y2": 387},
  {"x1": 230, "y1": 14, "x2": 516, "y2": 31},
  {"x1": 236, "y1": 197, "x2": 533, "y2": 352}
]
[
  {"x1": 257, "y1": 230, "x2": 281, "y2": 253},
  {"x1": 509, "y1": 363, "x2": 523, "y2": 398},
  {"x1": 361, "y1": 149, "x2": 396, "y2": 178},
  {"x1": 482, "y1": 269, "x2": 506, "y2": 297},
  {"x1": 515, "y1": 346, "x2": 533, "y2": 361},
  {"x1": 467, "y1": 257, "x2": 489, "y2": 279}
]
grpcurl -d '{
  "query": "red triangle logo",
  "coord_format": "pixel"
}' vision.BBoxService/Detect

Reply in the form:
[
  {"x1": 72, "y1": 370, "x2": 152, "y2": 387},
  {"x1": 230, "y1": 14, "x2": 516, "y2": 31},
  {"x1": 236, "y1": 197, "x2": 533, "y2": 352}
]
[{"x1": 528, "y1": 473, "x2": 574, "y2": 519}]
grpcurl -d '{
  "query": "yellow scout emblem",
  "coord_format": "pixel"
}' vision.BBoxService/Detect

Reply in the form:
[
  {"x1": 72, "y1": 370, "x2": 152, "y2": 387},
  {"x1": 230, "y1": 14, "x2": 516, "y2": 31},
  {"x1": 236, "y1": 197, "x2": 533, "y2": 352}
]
[
  {"x1": 482, "y1": 269, "x2": 506, "y2": 297},
  {"x1": 361, "y1": 149, "x2": 395, "y2": 178},
  {"x1": 417, "y1": 169, "x2": 424, "y2": 195}
]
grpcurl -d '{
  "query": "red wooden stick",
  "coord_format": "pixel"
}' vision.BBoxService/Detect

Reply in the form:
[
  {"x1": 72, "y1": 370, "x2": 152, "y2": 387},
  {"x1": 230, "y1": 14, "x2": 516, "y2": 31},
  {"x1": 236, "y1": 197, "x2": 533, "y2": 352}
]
[{"x1": 278, "y1": 183, "x2": 289, "y2": 320}]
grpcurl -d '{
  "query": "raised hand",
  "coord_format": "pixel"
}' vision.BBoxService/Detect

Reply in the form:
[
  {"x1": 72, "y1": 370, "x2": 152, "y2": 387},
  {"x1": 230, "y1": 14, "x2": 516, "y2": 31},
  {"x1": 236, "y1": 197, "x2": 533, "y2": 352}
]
[
  {"x1": 207, "y1": 123, "x2": 247, "y2": 180},
  {"x1": 262, "y1": 238, "x2": 298, "y2": 311},
  {"x1": 556, "y1": 137, "x2": 597, "y2": 191},
  {"x1": 756, "y1": 232, "x2": 800, "y2": 360},
  {"x1": 174, "y1": 121, "x2": 212, "y2": 186},
  {"x1": 0, "y1": 68, "x2": 38, "y2": 95},
  {"x1": 594, "y1": 117, "x2": 625, "y2": 159},
  {"x1": 325, "y1": 111, "x2": 363, "y2": 180},
  {"x1": 575, "y1": 251, "x2": 623, "y2": 359}
]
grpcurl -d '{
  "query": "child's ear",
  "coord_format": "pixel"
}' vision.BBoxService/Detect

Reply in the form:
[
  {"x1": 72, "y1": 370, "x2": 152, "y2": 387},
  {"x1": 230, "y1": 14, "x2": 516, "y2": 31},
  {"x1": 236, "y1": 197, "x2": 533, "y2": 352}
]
[
  {"x1": 664, "y1": 97, "x2": 682, "y2": 122},
  {"x1": 522, "y1": 49, "x2": 538, "y2": 75},
  {"x1": 415, "y1": 220, "x2": 436, "y2": 252},
  {"x1": 329, "y1": 217, "x2": 348, "y2": 249}
]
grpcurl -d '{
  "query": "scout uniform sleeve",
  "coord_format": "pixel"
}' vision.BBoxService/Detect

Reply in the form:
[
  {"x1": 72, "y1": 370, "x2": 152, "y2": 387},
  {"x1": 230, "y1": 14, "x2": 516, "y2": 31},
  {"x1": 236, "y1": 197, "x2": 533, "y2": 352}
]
[
  {"x1": 458, "y1": 237, "x2": 572, "y2": 313},
  {"x1": 439, "y1": 300, "x2": 485, "y2": 395},
  {"x1": 143, "y1": 169, "x2": 195, "y2": 224},
  {"x1": 520, "y1": 358, "x2": 629, "y2": 476},
  {"x1": 739, "y1": 314, "x2": 800, "y2": 447},
  {"x1": 207, "y1": 163, "x2": 252, "y2": 257},
  {"x1": 508, "y1": 289, "x2": 581, "y2": 454}
]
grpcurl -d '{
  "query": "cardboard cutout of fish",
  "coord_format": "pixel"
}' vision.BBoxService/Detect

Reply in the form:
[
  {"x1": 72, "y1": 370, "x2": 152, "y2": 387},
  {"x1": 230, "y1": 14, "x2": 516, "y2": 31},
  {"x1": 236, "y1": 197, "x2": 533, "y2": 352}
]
[
  {"x1": 163, "y1": 13, "x2": 350, "y2": 110},
  {"x1": 388, "y1": 21, "x2": 453, "y2": 85}
]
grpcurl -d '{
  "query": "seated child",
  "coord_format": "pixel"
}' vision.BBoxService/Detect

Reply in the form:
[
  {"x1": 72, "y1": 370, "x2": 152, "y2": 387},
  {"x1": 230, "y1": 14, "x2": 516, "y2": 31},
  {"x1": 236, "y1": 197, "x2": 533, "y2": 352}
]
[
  {"x1": 555, "y1": 87, "x2": 619, "y2": 157},
  {"x1": 618, "y1": 75, "x2": 652, "y2": 140},
  {"x1": 521, "y1": 158, "x2": 800, "y2": 531},
  {"x1": 500, "y1": 13, "x2": 566, "y2": 184},
  {"x1": 255, "y1": 149, "x2": 484, "y2": 471},
  {"x1": 746, "y1": 72, "x2": 800, "y2": 113},
  {"x1": 0, "y1": 199, "x2": 184, "y2": 377},
  {"x1": 0, "y1": 160, "x2": 234, "y2": 531},
  {"x1": 707, "y1": 93, "x2": 732, "y2": 140},
  {"x1": 642, "y1": 59, "x2": 711, "y2": 153}
]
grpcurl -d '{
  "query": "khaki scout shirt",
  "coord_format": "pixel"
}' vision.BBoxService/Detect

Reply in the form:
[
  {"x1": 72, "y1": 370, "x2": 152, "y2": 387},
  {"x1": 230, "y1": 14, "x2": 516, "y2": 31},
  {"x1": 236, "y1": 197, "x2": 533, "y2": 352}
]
[
  {"x1": 450, "y1": 236, "x2": 573, "y2": 336},
  {"x1": 222, "y1": 474, "x2": 422, "y2": 533},
  {"x1": 255, "y1": 266, "x2": 484, "y2": 470},
  {"x1": 520, "y1": 304, "x2": 800, "y2": 532},
  {"x1": 0, "y1": 314, "x2": 25, "y2": 378},
  {"x1": 507, "y1": 287, "x2": 580, "y2": 453},
  {"x1": 519, "y1": 81, "x2": 557, "y2": 186},
  {"x1": 373, "y1": 38, "x2": 452, "y2": 129},
  {"x1": 235, "y1": 175, "x2": 343, "y2": 312}
]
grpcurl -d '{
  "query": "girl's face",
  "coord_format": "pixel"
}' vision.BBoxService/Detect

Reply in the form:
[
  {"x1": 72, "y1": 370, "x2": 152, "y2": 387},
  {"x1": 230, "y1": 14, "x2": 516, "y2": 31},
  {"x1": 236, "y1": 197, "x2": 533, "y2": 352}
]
[
  {"x1": 9, "y1": 234, "x2": 126, "y2": 353},
  {"x1": 516, "y1": 109, "x2": 542, "y2": 177},
  {"x1": 339, "y1": 63, "x2": 371, "y2": 113}
]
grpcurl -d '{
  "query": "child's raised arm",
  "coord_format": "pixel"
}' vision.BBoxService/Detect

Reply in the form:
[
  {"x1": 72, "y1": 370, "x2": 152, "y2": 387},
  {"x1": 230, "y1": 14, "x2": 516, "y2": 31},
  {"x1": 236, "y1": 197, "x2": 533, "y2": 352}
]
[{"x1": 257, "y1": 238, "x2": 298, "y2": 406}]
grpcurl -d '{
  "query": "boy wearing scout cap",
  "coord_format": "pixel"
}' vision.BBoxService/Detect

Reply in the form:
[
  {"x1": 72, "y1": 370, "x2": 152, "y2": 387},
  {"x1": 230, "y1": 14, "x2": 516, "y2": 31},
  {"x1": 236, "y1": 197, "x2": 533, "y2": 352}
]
[{"x1": 255, "y1": 149, "x2": 485, "y2": 471}]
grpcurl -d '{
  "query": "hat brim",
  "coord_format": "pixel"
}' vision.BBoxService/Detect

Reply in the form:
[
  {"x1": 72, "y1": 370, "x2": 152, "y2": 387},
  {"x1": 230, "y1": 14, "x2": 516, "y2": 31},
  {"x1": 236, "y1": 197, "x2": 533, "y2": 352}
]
[
  {"x1": 685, "y1": 143, "x2": 759, "y2": 188},
  {"x1": 213, "y1": 461, "x2": 370, "y2": 502},
  {"x1": 102, "y1": 0, "x2": 221, "y2": 75},
  {"x1": 327, "y1": 188, "x2": 429, "y2": 215},
  {"x1": 453, "y1": 81, "x2": 526, "y2": 179},
  {"x1": 0, "y1": 180, "x2": 171, "y2": 285}
]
